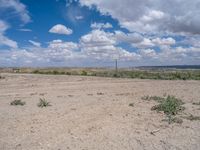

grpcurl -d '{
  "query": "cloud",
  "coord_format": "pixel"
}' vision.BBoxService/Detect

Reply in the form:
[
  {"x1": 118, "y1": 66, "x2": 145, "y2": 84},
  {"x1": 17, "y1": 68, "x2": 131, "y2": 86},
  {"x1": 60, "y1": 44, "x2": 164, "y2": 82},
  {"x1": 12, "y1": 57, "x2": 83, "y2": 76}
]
[
  {"x1": 46, "y1": 40, "x2": 79, "y2": 62},
  {"x1": 66, "y1": 0, "x2": 79, "y2": 7},
  {"x1": 18, "y1": 28, "x2": 32, "y2": 32},
  {"x1": 133, "y1": 38, "x2": 155, "y2": 49},
  {"x1": 0, "y1": 39, "x2": 81, "y2": 66},
  {"x1": 132, "y1": 37, "x2": 176, "y2": 48},
  {"x1": 139, "y1": 49, "x2": 157, "y2": 58},
  {"x1": 0, "y1": 0, "x2": 31, "y2": 23},
  {"x1": 114, "y1": 31, "x2": 143, "y2": 44},
  {"x1": 48, "y1": 39, "x2": 78, "y2": 50},
  {"x1": 49, "y1": 24, "x2": 73, "y2": 35},
  {"x1": 152, "y1": 37, "x2": 175, "y2": 46},
  {"x1": 91, "y1": 22, "x2": 113, "y2": 29},
  {"x1": 80, "y1": 29, "x2": 140, "y2": 60},
  {"x1": 29, "y1": 40, "x2": 41, "y2": 47},
  {"x1": 65, "y1": 2, "x2": 85, "y2": 23},
  {"x1": 181, "y1": 36, "x2": 200, "y2": 48},
  {"x1": 158, "y1": 46, "x2": 200, "y2": 63},
  {"x1": 0, "y1": 36, "x2": 18, "y2": 49},
  {"x1": 0, "y1": 20, "x2": 9, "y2": 32},
  {"x1": 80, "y1": 0, "x2": 200, "y2": 35},
  {"x1": 0, "y1": 34, "x2": 199, "y2": 67},
  {"x1": 75, "y1": 15, "x2": 84, "y2": 20},
  {"x1": 0, "y1": 20, "x2": 18, "y2": 48}
]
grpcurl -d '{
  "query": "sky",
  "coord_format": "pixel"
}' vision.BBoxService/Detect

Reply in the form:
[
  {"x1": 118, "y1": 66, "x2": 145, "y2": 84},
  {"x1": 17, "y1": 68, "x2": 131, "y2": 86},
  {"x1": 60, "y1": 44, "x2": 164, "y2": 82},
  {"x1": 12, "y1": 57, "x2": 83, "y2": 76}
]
[{"x1": 0, "y1": 0, "x2": 200, "y2": 67}]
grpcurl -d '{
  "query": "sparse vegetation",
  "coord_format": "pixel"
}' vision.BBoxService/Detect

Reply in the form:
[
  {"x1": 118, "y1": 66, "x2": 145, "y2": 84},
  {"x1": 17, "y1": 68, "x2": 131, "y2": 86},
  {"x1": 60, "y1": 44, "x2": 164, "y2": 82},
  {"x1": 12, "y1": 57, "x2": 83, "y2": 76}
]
[
  {"x1": 183, "y1": 114, "x2": 200, "y2": 121},
  {"x1": 144, "y1": 95, "x2": 185, "y2": 124},
  {"x1": 141, "y1": 95, "x2": 149, "y2": 100},
  {"x1": 192, "y1": 102, "x2": 200, "y2": 105},
  {"x1": 0, "y1": 75, "x2": 5, "y2": 79},
  {"x1": 129, "y1": 103, "x2": 134, "y2": 107},
  {"x1": 81, "y1": 70, "x2": 88, "y2": 76},
  {"x1": 162, "y1": 116, "x2": 183, "y2": 124},
  {"x1": 10, "y1": 100, "x2": 26, "y2": 106},
  {"x1": 142, "y1": 95, "x2": 165, "y2": 102},
  {"x1": 37, "y1": 98, "x2": 51, "y2": 107},
  {"x1": 151, "y1": 95, "x2": 184, "y2": 115},
  {"x1": 28, "y1": 68, "x2": 200, "y2": 80},
  {"x1": 97, "y1": 92, "x2": 104, "y2": 95}
]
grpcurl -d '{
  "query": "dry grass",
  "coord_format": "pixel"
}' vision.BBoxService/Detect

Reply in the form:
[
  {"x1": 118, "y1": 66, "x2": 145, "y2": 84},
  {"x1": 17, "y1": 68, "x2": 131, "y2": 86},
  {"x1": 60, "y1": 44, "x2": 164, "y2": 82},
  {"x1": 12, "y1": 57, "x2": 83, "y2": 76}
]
[{"x1": 10, "y1": 100, "x2": 26, "y2": 106}]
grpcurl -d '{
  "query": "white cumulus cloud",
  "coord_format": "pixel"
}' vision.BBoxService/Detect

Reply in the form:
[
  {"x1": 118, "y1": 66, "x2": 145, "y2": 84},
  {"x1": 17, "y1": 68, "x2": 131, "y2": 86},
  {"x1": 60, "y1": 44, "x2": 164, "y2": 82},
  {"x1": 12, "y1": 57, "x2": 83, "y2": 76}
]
[
  {"x1": 80, "y1": 29, "x2": 140, "y2": 61},
  {"x1": 49, "y1": 24, "x2": 73, "y2": 35}
]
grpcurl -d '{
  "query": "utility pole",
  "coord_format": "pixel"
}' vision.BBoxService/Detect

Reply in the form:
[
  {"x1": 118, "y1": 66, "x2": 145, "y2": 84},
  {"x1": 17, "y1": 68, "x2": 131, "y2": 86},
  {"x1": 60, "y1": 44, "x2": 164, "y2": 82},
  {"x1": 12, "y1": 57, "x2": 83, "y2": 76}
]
[{"x1": 115, "y1": 59, "x2": 118, "y2": 75}]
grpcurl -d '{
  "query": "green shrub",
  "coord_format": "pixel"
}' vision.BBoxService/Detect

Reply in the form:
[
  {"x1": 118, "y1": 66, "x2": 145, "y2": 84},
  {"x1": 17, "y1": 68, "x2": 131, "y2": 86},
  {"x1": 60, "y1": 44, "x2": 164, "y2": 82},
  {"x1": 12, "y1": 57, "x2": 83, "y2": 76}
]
[
  {"x1": 33, "y1": 70, "x2": 40, "y2": 74},
  {"x1": 81, "y1": 70, "x2": 87, "y2": 76},
  {"x1": 151, "y1": 95, "x2": 184, "y2": 115},
  {"x1": 148, "y1": 95, "x2": 185, "y2": 124},
  {"x1": 10, "y1": 100, "x2": 26, "y2": 106},
  {"x1": 52, "y1": 70, "x2": 59, "y2": 74},
  {"x1": 66, "y1": 72, "x2": 71, "y2": 75},
  {"x1": 37, "y1": 98, "x2": 51, "y2": 108}
]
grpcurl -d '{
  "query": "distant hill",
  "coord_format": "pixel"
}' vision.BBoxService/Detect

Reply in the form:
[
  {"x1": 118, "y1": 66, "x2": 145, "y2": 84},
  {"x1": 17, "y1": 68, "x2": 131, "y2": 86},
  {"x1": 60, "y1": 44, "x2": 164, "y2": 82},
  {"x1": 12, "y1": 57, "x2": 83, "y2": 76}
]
[{"x1": 136, "y1": 65, "x2": 200, "y2": 70}]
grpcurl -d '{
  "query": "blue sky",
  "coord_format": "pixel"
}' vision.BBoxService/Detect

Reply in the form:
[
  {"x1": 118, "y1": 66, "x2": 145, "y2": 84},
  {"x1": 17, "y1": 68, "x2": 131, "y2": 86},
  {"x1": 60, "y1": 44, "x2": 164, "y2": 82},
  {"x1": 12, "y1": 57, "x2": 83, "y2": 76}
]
[{"x1": 0, "y1": 0, "x2": 199, "y2": 67}]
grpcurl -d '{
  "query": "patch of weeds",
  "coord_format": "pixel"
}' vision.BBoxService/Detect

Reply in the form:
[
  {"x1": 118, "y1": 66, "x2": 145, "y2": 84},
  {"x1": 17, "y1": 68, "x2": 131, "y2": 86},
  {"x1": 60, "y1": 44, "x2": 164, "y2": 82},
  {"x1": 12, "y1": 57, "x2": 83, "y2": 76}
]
[
  {"x1": 172, "y1": 117, "x2": 183, "y2": 124},
  {"x1": 163, "y1": 93, "x2": 167, "y2": 97},
  {"x1": 162, "y1": 116, "x2": 183, "y2": 124},
  {"x1": 81, "y1": 70, "x2": 87, "y2": 76},
  {"x1": 52, "y1": 70, "x2": 59, "y2": 75},
  {"x1": 37, "y1": 98, "x2": 51, "y2": 108},
  {"x1": 192, "y1": 102, "x2": 200, "y2": 105},
  {"x1": 129, "y1": 103, "x2": 134, "y2": 107},
  {"x1": 10, "y1": 100, "x2": 26, "y2": 106},
  {"x1": 66, "y1": 72, "x2": 71, "y2": 75},
  {"x1": 141, "y1": 95, "x2": 150, "y2": 100},
  {"x1": 152, "y1": 95, "x2": 184, "y2": 115},
  {"x1": 97, "y1": 92, "x2": 104, "y2": 95},
  {"x1": 183, "y1": 114, "x2": 200, "y2": 121},
  {"x1": 113, "y1": 73, "x2": 120, "y2": 78},
  {"x1": 33, "y1": 70, "x2": 40, "y2": 74},
  {"x1": 0, "y1": 75, "x2": 5, "y2": 79},
  {"x1": 150, "y1": 96, "x2": 165, "y2": 103},
  {"x1": 141, "y1": 95, "x2": 165, "y2": 103},
  {"x1": 150, "y1": 95, "x2": 185, "y2": 124}
]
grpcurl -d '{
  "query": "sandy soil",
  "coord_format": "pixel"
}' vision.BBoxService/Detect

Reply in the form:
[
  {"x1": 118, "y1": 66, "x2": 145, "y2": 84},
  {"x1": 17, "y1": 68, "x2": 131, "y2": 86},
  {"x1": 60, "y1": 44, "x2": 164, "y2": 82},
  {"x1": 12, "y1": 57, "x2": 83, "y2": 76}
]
[{"x1": 0, "y1": 73, "x2": 200, "y2": 150}]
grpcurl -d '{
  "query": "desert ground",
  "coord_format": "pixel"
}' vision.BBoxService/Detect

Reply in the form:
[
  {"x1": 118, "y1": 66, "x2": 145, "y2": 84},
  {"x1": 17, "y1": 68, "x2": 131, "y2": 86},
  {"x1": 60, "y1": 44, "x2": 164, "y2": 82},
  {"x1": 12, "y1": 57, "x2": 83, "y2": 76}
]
[{"x1": 0, "y1": 73, "x2": 200, "y2": 150}]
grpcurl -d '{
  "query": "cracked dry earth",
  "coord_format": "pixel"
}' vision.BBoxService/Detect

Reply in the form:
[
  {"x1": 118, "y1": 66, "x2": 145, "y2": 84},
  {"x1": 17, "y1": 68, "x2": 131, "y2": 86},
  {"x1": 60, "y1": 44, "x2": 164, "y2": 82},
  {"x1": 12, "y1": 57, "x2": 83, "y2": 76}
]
[{"x1": 0, "y1": 73, "x2": 200, "y2": 150}]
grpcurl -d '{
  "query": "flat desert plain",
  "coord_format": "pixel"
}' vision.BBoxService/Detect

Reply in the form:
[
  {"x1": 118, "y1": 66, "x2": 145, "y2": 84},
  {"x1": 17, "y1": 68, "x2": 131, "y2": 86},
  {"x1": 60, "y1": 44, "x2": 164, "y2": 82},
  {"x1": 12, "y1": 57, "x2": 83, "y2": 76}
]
[{"x1": 0, "y1": 73, "x2": 200, "y2": 150}]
